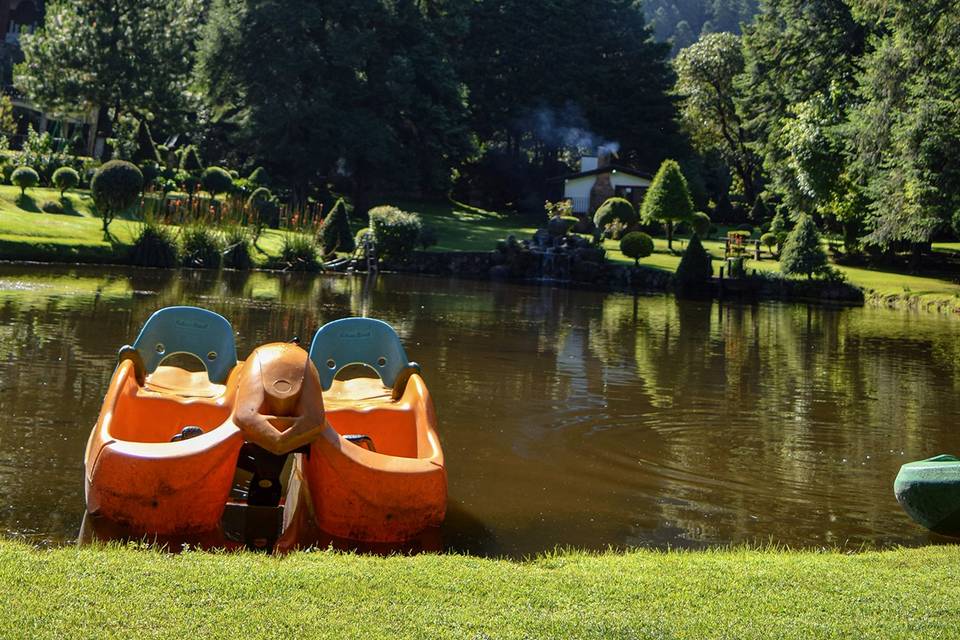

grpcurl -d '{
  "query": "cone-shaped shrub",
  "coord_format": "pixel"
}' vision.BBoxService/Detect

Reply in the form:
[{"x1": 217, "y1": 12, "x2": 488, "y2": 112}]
[
  {"x1": 179, "y1": 145, "x2": 203, "y2": 173},
  {"x1": 641, "y1": 159, "x2": 694, "y2": 251},
  {"x1": 675, "y1": 233, "x2": 713, "y2": 290},
  {"x1": 749, "y1": 195, "x2": 769, "y2": 223},
  {"x1": 133, "y1": 120, "x2": 161, "y2": 165},
  {"x1": 318, "y1": 198, "x2": 355, "y2": 255},
  {"x1": 780, "y1": 214, "x2": 827, "y2": 279}
]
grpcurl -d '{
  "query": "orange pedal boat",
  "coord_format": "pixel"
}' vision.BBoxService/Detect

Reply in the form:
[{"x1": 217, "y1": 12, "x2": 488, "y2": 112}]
[{"x1": 83, "y1": 308, "x2": 446, "y2": 549}]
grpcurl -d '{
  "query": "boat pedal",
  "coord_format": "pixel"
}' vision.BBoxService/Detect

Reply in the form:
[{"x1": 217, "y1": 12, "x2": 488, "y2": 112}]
[{"x1": 171, "y1": 425, "x2": 204, "y2": 442}]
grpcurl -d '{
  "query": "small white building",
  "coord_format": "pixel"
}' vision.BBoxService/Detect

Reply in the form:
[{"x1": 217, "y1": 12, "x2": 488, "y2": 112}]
[{"x1": 555, "y1": 154, "x2": 652, "y2": 216}]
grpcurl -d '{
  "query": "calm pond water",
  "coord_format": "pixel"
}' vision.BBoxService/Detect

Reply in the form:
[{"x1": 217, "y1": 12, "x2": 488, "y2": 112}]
[{"x1": 0, "y1": 264, "x2": 959, "y2": 556}]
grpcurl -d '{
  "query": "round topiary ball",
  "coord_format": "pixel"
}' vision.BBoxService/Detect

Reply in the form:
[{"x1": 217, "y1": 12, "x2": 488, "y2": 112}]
[
  {"x1": 52, "y1": 166, "x2": 80, "y2": 195},
  {"x1": 691, "y1": 211, "x2": 711, "y2": 238},
  {"x1": 761, "y1": 232, "x2": 777, "y2": 250},
  {"x1": 91, "y1": 160, "x2": 144, "y2": 216},
  {"x1": 619, "y1": 231, "x2": 654, "y2": 265},
  {"x1": 594, "y1": 197, "x2": 638, "y2": 230},
  {"x1": 201, "y1": 166, "x2": 234, "y2": 197},
  {"x1": 11, "y1": 166, "x2": 39, "y2": 194}
]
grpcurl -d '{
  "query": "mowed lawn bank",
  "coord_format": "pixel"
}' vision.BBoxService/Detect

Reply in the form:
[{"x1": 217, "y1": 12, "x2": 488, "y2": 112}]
[{"x1": 0, "y1": 541, "x2": 957, "y2": 639}]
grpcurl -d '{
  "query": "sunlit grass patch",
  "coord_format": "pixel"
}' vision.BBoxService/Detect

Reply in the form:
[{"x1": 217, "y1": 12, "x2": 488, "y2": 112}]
[{"x1": 0, "y1": 540, "x2": 957, "y2": 639}]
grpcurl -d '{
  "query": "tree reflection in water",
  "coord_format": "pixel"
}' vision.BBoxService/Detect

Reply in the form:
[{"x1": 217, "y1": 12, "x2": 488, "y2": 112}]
[{"x1": 0, "y1": 264, "x2": 958, "y2": 556}]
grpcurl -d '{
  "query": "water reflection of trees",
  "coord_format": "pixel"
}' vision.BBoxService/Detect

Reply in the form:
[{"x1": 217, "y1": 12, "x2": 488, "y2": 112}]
[
  {"x1": 587, "y1": 296, "x2": 960, "y2": 547},
  {"x1": 0, "y1": 265, "x2": 959, "y2": 552}
]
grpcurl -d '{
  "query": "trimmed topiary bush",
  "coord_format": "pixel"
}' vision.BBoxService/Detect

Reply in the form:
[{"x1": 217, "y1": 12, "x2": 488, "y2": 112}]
[
  {"x1": 247, "y1": 166, "x2": 269, "y2": 186},
  {"x1": 179, "y1": 145, "x2": 203, "y2": 173},
  {"x1": 52, "y1": 166, "x2": 79, "y2": 197},
  {"x1": 91, "y1": 160, "x2": 143, "y2": 235},
  {"x1": 769, "y1": 209, "x2": 789, "y2": 236},
  {"x1": 641, "y1": 159, "x2": 694, "y2": 252},
  {"x1": 133, "y1": 120, "x2": 161, "y2": 165},
  {"x1": 222, "y1": 226, "x2": 253, "y2": 270},
  {"x1": 355, "y1": 227, "x2": 373, "y2": 247},
  {"x1": 129, "y1": 220, "x2": 178, "y2": 268},
  {"x1": 620, "y1": 231, "x2": 654, "y2": 265},
  {"x1": 181, "y1": 225, "x2": 223, "y2": 269},
  {"x1": 369, "y1": 206, "x2": 423, "y2": 263},
  {"x1": 675, "y1": 233, "x2": 713, "y2": 291},
  {"x1": 749, "y1": 195, "x2": 769, "y2": 223},
  {"x1": 691, "y1": 211, "x2": 711, "y2": 238},
  {"x1": 139, "y1": 162, "x2": 160, "y2": 188},
  {"x1": 248, "y1": 187, "x2": 279, "y2": 230},
  {"x1": 735, "y1": 223, "x2": 755, "y2": 236},
  {"x1": 594, "y1": 197, "x2": 638, "y2": 231},
  {"x1": 780, "y1": 214, "x2": 828, "y2": 279},
  {"x1": 11, "y1": 166, "x2": 39, "y2": 195},
  {"x1": 761, "y1": 232, "x2": 778, "y2": 255},
  {"x1": 318, "y1": 198, "x2": 355, "y2": 256},
  {"x1": 201, "y1": 166, "x2": 234, "y2": 199}
]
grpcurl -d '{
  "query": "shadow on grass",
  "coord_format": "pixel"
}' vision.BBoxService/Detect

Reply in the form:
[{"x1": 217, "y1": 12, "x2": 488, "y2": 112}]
[
  {"x1": 58, "y1": 194, "x2": 85, "y2": 217},
  {"x1": 15, "y1": 193, "x2": 40, "y2": 212}
]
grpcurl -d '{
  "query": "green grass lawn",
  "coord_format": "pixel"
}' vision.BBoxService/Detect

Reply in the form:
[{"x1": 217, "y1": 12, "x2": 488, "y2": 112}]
[
  {"x1": 604, "y1": 235, "x2": 960, "y2": 311},
  {"x1": 0, "y1": 541, "x2": 956, "y2": 639},
  {"x1": 2, "y1": 186, "x2": 959, "y2": 312},
  {"x1": 0, "y1": 185, "x2": 295, "y2": 264},
  {"x1": 387, "y1": 199, "x2": 542, "y2": 252}
]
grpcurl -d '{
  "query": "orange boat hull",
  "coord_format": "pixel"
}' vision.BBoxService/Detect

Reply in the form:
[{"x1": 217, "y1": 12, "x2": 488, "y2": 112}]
[
  {"x1": 84, "y1": 360, "x2": 244, "y2": 535},
  {"x1": 302, "y1": 373, "x2": 447, "y2": 542},
  {"x1": 84, "y1": 360, "x2": 446, "y2": 543}
]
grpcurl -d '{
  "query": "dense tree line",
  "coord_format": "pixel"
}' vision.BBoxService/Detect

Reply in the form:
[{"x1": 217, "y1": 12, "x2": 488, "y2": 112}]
[
  {"x1": 675, "y1": 0, "x2": 960, "y2": 252},
  {"x1": 14, "y1": 0, "x2": 960, "y2": 255},
  {"x1": 15, "y1": 0, "x2": 682, "y2": 211},
  {"x1": 643, "y1": 0, "x2": 759, "y2": 54}
]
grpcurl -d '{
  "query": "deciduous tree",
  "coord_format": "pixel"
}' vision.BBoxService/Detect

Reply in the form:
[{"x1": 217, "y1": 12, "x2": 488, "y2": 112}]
[
  {"x1": 16, "y1": 0, "x2": 204, "y2": 147},
  {"x1": 641, "y1": 159, "x2": 695, "y2": 251}
]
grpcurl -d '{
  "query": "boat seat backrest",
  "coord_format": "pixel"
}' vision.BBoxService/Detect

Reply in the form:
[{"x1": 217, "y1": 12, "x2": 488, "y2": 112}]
[
  {"x1": 132, "y1": 306, "x2": 238, "y2": 384},
  {"x1": 309, "y1": 317, "x2": 410, "y2": 391}
]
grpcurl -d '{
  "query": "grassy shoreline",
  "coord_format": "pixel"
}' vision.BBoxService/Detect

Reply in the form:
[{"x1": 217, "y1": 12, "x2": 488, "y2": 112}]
[
  {"x1": 0, "y1": 540, "x2": 956, "y2": 639},
  {"x1": 1, "y1": 188, "x2": 958, "y2": 315}
]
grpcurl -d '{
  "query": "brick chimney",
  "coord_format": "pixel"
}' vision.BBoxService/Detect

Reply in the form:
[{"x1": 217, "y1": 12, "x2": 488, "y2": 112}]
[{"x1": 597, "y1": 147, "x2": 612, "y2": 169}]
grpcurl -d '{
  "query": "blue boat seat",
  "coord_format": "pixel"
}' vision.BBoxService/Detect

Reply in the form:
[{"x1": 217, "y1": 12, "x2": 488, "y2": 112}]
[
  {"x1": 308, "y1": 317, "x2": 417, "y2": 394},
  {"x1": 124, "y1": 306, "x2": 238, "y2": 386}
]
